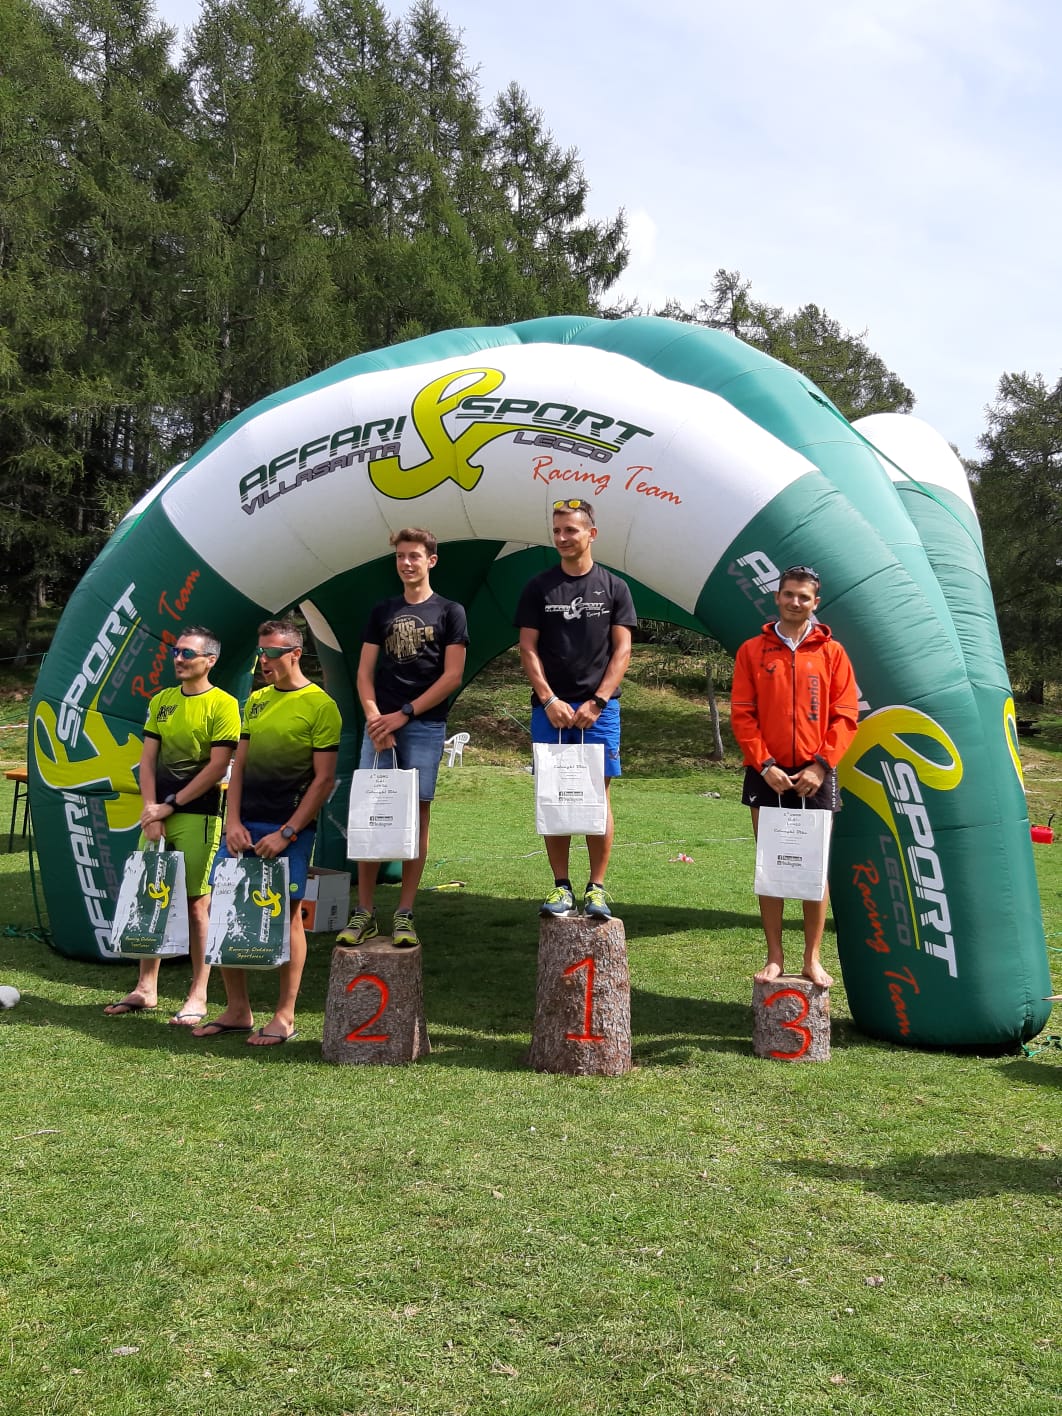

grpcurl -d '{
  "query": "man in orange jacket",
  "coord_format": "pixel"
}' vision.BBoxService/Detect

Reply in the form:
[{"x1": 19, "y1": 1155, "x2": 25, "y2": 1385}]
[{"x1": 731, "y1": 564, "x2": 859, "y2": 987}]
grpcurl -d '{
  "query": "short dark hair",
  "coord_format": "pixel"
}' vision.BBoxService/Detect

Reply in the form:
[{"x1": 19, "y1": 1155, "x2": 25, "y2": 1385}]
[
  {"x1": 390, "y1": 527, "x2": 438, "y2": 557},
  {"x1": 179, "y1": 625, "x2": 221, "y2": 659},
  {"x1": 778, "y1": 564, "x2": 821, "y2": 592},
  {"x1": 552, "y1": 498, "x2": 595, "y2": 527},
  {"x1": 257, "y1": 618, "x2": 303, "y2": 648}
]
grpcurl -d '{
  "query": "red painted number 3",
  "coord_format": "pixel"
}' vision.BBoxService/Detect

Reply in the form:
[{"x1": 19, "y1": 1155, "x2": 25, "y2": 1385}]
[
  {"x1": 344, "y1": 972, "x2": 390, "y2": 1043},
  {"x1": 564, "y1": 955, "x2": 604, "y2": 1043},
  {"x1": 763, "y1": 987, "x2": 812, "y2": 1059}
]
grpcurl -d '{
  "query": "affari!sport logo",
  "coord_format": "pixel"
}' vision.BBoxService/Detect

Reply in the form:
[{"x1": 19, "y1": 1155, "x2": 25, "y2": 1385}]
[
  {"x1": 839, "y1": 706, "x2": 963, "y2": 979},
  {"x1": 238, "y1": 366, "x2": 656, "y2": 513}
]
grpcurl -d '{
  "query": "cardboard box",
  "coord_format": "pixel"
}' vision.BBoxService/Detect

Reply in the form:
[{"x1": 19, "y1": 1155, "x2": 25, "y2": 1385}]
[{"x1": 299, "y1": 866, "x2": 351, "y2": 933}]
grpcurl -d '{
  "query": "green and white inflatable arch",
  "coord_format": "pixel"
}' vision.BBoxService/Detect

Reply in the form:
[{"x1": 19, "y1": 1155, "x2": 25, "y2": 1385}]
[{"x1": 29, "y1": 315, "x2": 1052, "y2": 1048}]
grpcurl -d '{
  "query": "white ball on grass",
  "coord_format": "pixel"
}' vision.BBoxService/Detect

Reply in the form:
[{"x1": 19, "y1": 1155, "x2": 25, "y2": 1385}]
[{"x1": 0, "y1": 985, "x2": 21, "y2": 1009}]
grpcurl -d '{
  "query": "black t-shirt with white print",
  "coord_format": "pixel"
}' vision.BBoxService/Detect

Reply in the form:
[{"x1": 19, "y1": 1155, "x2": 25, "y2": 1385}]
[
  {"x1": 515, "y1": 563, "x2": 637, "y2": 702},
  {"x1": 363, "y1": 592, "x2": 469, "y2": 723}
]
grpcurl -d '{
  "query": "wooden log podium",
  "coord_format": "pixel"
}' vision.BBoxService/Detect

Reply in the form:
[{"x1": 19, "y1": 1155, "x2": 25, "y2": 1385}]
[
  {"x1": 527, "y1": 914, "x2": 631, "y2": 1076},
  {"x1": 752, "y1": 975, "x2": 830, "y2": 1061},
  {"x1": 321, "y1": 940, "x2": 430, "y2": 1065}
]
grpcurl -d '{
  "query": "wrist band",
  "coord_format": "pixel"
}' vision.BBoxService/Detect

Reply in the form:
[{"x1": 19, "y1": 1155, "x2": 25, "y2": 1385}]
[
  {"x1": 760, "y1": 760, "x2": 776, "y2": 778},
  {"x1": 542, "y1": 694, "x2": 558, "y2": 709}
]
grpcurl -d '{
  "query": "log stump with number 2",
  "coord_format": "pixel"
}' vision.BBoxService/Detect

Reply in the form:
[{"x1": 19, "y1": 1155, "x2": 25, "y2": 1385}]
[
  {"x1": 321, "y1": 940, "x2": 430, "y2": 1065},
  {"x1": 527, "y1": 914, "x2": 631, "y2": 1076},
  {"x1": 752, "y1": 974, "x2": 830, "y2": 1061}
]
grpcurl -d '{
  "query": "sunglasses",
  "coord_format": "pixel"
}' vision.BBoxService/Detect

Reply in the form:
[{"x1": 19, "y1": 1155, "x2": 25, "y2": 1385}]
[
  {"x1": 781, "y1": 564, "x2": 820, "y2": 585},
  {"x1": 171, "y1": 647, "x2": 203, "y2": 660},
  {"x1": 256, "y1": 644, "x2": 299, "y2": 659},
  {"x1": 553, "y1": 499, "x2": 591, "y2": 512}
]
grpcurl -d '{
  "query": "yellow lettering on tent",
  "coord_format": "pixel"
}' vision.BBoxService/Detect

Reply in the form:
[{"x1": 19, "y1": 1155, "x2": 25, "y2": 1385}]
[
  {"x1": 370, "y1": 367, "x2": 613, "y2": 501},
  {"x1": 33, "y1": 704, "x2": 142, "y2": 831}
]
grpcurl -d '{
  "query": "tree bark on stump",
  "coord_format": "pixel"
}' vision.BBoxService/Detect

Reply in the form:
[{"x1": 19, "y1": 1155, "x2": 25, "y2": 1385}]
[
  {"x1": 752, "y1": 974, "x2": 830, "y2": 1061},
  {"x1": 527, "y1": 914, "x2": 631, "y2": 1076},
  {"x1": 321, "y1": 940, "x2": 430, "y2": 1065}
]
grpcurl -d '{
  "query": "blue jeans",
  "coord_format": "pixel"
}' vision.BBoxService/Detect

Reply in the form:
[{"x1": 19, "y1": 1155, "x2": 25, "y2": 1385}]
[{"x1": 359, "y1": 718, "x2": 447, "y2": 801}]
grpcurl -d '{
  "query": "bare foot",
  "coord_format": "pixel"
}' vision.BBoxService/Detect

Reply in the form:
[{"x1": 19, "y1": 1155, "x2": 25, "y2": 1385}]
[
  {"x1": 103, "y1": 994, "x2": 157, "y2": 1015},
  {"x1": 803, "y1": 961, "x2": 834, "y2": 988},
  {"x1": 754, "y1": 960, "x2": 785, "y2": 984},
  {"x1": 191, "y1": 1012, "x2": 254, "y2": 1037},
  {"x1": 247, "y1": 1015, "x2": 297, "y2": 1047}
]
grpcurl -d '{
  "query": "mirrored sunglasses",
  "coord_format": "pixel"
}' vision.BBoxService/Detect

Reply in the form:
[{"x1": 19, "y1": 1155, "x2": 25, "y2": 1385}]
[{"x1": 171, "y1": 647, "x2": 203, "y2": 660}]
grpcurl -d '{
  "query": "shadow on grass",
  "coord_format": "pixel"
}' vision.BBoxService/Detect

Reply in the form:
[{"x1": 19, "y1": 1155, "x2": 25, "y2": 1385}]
[
  {"x1": 781, "y1": 1149, "x2": 1062, "y2": 1200},
  {"x1": 0, "y1": 886, "x2": 767, "y2": 1067}
]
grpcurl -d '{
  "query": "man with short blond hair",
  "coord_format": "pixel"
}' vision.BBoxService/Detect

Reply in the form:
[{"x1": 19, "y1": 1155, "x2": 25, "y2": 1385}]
[{"x1": 516, "y1": 498, "x2": 637, "y2": 920}]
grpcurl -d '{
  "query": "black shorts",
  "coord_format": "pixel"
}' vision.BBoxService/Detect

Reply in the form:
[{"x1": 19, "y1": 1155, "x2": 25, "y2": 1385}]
[{"x1": 741, "y1": 764, "x2": 841, "y2": 812}]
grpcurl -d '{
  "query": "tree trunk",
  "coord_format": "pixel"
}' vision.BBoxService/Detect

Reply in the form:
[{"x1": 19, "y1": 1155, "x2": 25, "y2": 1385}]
[
  {"x1": 322, "y1": 940, "x2": 431, "y2": 1064},
  {"x1": 527, "y1": 914, "x2": 631, "y2": 1075},
  {"x1": 752, "y1": 975, "x2": 831, "y2": 1061},
  {"x1": 705, "y1": 666, "x2": 724, "y2": 760}
]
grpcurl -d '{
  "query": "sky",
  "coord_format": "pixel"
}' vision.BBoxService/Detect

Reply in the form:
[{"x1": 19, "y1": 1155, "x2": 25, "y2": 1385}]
[{"x1": 153, "y1": 0, "x2": 1062, "y2": 461}]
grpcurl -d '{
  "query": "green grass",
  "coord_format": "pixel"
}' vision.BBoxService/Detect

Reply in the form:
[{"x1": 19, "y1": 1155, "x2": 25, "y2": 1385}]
[{"x1": 1, "y1": 742, "x2": 1060, "y2": 1415}]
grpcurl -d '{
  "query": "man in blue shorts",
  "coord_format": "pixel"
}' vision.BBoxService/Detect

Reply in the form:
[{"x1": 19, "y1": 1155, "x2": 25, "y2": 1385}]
[
  {"x1": 337, "y1": 527, "x2": 469, "y2": 949},
  {"x1": 516, "y1": 498, "x2": 637, "y2": 919},
  {"x1": 104, "y1": 626, "x2": 240, "y2": 1024},
  {"x1": 193, "y1": 619, "x2": 340, "y2": 1046}
]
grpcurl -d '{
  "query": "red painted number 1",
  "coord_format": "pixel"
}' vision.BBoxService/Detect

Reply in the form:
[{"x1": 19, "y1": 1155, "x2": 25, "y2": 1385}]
[
  {"x1": 564, "y1": 955, "x2": 604, "y2": 1042},
  {"x1": 763, "y1": 987, "x2": 811, "y2": 1059},
  {"x1": 344, "y1": 972, "x2": 390, "y2": 1043}
]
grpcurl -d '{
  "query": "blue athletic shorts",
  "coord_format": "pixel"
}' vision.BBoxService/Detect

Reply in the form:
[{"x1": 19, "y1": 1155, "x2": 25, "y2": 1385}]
[
  {"x1": 358, "y1": 718, "x2": 447, "y2": 801},
  {"x1": 210, "y1": 821, "x2": 316, "y2": 900},
  {"x1": 530, "y1": 698, "x2": 622, "y2": 778}
]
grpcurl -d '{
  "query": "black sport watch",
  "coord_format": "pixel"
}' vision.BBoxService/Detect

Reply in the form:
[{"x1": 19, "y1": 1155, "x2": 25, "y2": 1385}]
[
  {"x1": 591, "y1": 695, "x2": 608, "y2": 711},
  {"x1": 401, "y1": 702, "x2": 415, "y2": 718}
]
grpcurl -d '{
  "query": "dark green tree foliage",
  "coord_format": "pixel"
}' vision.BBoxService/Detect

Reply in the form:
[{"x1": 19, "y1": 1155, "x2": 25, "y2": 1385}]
[
  {"x1": 656, "y1": 269, "x2": 915, "y2": 422},
  {"x1": 0, "y1": 0, "x2": 188, "y2": 636},
  {"x1": 972, "y1": 372, "x2": 1062, "y2": 699},
  {"x1": 0, "y1": 0, "x2": 629, "y2": 627}
]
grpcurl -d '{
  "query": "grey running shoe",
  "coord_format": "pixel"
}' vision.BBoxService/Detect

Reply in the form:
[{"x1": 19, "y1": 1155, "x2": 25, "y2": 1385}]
[
  {"x1": 583, "y1": 884, "x2": 612, "y2": 920},
  {"x1": 540, "y1": 885, "x2": 576, "y2": 917},
  {"x1": 337, "y1": 908, "x2": 379, "y2": 945},
  {"x1": 392, "y1": 910, "x2": 420, "y2": 948}
]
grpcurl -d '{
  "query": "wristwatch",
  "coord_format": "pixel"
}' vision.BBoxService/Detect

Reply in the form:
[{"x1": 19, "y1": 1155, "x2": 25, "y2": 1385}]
[
  {"x1": 280, "y1": 825, "x2": 298, "y2": 842},
  {"x1": 591, "y1": 695, "x2": 608, "y2": 711},
  {"x1": 163, "y1": 793, "x2": 178, "y2": 807},
  {"x1": 760, "y1": 759, "x2": 776, "y2": 777},
  {"x1": 400, "y1": 702, "x2": 416, "y2": 718}
]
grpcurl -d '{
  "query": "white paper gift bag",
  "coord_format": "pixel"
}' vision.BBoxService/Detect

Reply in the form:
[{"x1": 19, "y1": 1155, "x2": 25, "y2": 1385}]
[
  {"x1": 533, "y1": 737, "x2": 607, "y2": 837},
  {"x1": 346, "y1": 752, "x2": 420, "y2": 861},
  {"x1": 205, "y1": 855, "x2": 291, "y2": 969},
  {"x1": 754, "y1": 804, "x2": 832, "y2": 901},
  {"x1": 109, "y1": 843, "x2": 189, "y2": 958}
]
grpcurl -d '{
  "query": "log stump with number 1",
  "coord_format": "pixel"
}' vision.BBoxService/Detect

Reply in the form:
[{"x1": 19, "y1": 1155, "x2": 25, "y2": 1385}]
[
  {"x1": 752, "y1": 974, "x2": 830, "y2": 1061},
  {"x1": 321, "y1": 940, "x2": 430, "y2": 1065},
  {"x1": 527, "y1": 914, "x2": 631, "y2": 1076}
]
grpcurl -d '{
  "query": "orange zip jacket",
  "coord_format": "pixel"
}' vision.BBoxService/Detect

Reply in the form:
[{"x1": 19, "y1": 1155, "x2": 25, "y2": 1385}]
[{"x1": 731, "y1": 621, "x2": 859, "y2": 771}]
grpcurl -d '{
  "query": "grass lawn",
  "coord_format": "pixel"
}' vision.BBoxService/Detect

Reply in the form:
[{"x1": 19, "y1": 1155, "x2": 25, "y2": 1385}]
[{"x1": 1, "y1": 650, "x2": 1060, "y2": 1415}]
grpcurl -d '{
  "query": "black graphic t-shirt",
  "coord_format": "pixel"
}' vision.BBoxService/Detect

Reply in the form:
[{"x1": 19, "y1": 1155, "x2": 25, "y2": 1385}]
[
  {"x1": 363, "y1": 593, "x2": 469, "y2": 722},
  {"x1": 515, "y1": 564, "x2": 638, "y2": 701}
]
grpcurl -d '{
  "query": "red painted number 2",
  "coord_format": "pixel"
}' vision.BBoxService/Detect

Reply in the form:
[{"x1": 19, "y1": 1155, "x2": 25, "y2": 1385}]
[
  {"x1": 564, "y1": 955, "x2": 604, "y2": 1043},
  {"x1": 763, "y1": 987, "x2": 811, "y2": 1059},
  {"x1": 344, "y1": 972, "x2": 391, "y2": 1043}
]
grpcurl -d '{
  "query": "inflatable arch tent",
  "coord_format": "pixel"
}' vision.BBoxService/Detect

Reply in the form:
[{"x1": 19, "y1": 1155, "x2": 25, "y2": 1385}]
[{"x1": 28, "y1": 315, "x2": 1052, "y2": 1048}]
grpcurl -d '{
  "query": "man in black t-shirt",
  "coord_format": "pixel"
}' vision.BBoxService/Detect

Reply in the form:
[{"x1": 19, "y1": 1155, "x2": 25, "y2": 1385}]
[
  {"x1": 339, "y1": 527, "x2": 469, "y2": 949},
  {"x1": 516, "y1": 498, "x2": 637, "y2": 920}
]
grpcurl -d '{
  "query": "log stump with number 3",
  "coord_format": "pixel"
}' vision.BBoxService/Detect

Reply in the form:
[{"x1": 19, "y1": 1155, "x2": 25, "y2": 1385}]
[
  {"x1": 321, "y1": 940, "x2": 431, "y2": 1065},
  {"x1": 527, "y1": 914, "x2": 631, "y2": 1076},
  {"x1": 752, "y1": 974, "x2": 830, "y2": 1061}
]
